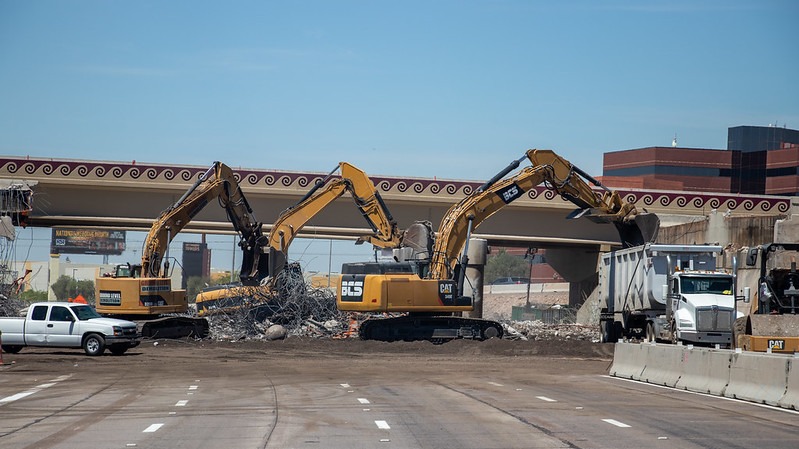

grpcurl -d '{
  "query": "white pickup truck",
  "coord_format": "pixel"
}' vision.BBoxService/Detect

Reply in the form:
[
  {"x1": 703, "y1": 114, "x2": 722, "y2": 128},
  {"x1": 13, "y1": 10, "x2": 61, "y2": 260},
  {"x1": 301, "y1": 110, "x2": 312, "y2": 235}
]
[{"x1": 0, "y1": 302, "x2": 140, "y2": 356}]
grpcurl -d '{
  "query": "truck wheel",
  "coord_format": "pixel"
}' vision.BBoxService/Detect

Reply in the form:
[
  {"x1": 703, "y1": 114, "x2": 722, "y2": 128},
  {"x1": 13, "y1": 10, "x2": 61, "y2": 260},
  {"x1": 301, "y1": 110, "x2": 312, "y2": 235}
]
[
  {"x1": 645, "y1": 322, "x2": 656, "y2": 343},
  {"x1": 83, "y1": 334, "x2": 106, "y2": 356},
  {"x1": 109, "y1": 345, "x2": 128, "y2": 356},
  {"x1": 1, "y1": 345, "x2": 23, "y2": 354}
]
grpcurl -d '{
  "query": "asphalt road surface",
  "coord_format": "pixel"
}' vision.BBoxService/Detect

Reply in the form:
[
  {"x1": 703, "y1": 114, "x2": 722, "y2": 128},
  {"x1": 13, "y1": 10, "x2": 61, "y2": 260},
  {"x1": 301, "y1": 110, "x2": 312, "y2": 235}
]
[{"x1": 1, "y1": 338, "x2": 797, "y2": 449}]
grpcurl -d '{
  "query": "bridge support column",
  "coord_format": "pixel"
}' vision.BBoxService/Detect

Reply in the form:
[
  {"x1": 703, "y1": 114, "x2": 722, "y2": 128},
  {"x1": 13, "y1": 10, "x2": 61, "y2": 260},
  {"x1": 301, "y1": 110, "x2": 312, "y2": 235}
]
[
  {"x1": 545, "y1": 247, "x2": 601, "y2": 283},
  {"x1": 464, "y1": 238, "x2": 488, "y2": 319},
  {"x1": 569, "y1": 275, "x2": 598, "y2": 309}
]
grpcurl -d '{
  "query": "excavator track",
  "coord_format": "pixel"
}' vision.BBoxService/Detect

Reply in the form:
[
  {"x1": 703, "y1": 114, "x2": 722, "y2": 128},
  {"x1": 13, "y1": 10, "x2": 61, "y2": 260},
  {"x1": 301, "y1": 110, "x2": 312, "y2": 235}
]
[
  {"x1": 138, "y1": 316, "x2": 209, "y2": 339},
  {"x1": 359, "y1": 315, "x2": 503, "y2": 343}
]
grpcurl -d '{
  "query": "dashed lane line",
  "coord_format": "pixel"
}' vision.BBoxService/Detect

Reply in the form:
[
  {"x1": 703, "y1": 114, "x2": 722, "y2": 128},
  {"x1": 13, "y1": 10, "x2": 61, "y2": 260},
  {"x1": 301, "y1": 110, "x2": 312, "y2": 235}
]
[
  {"x1": 375, "y1": 420, "x2": 391, "y2": 430},
  {"x1": 536, "y1": 396, "x2": 557, "y2": 402},
  {"x1": 0, "y1": 374, "x2": 73, "y2": 405},
  {"x1": 143, "y1": 423, "x2": 164, "y2": 433},
  {"x1": 358, "y1": 398, "x2": 370, "y2": 404},
  {"x1": 602, "y1": 419, "x2": 631, "y2": 428}
]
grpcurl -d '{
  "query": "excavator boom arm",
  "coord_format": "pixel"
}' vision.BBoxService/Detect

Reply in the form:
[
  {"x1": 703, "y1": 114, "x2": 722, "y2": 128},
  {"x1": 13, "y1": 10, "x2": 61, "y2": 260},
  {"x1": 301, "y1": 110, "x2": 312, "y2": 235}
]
[
  {"x1": 141, "y1": 162, "x2": 266, "y2": 280},
  {"x1": 265, "y1": 162, "x2": 401, "y2": 279},
  {"x1": 429, "y1": 149, "x2": 656, "y2": 279}
]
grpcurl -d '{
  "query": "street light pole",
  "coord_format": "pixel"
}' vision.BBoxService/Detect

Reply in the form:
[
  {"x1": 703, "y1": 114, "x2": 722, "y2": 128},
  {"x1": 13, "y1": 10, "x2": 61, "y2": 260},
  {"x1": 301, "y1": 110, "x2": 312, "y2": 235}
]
[{"x1": 72, "y1": 268, "x2": 78, "y2": 299}]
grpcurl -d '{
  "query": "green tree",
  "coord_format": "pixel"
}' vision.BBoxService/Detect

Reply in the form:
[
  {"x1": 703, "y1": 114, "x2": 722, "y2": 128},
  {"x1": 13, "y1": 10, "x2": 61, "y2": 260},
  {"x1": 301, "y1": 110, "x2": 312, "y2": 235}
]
[
  {"x1": 19, "y1": 289, "x2": 48, "y2": 303},
  {"x1": 50, "y1": 275, "x2": 96, "y2": 303},
  {"x1": 485, "y1": 249, "x2": 529, "y2": 283}
]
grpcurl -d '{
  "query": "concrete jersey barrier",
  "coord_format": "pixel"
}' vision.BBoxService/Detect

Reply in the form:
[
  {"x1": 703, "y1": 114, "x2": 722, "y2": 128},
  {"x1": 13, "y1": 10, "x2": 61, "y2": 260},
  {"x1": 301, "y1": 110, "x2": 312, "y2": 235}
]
[{"x1": 611, "y1": 342, "x2": 798, "y2": 410}]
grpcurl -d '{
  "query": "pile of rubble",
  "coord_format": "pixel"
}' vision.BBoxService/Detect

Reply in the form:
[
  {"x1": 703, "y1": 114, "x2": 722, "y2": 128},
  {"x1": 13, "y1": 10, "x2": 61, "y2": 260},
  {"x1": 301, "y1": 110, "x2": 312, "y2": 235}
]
[
  {"x1": 502, "y1": 320, "x2": 600, "y2": 342},
  {"x1": 205, "y1": 281, "x2": 350, "y2": 341},
  {"x1": 203, "y1": 270, "x2": 600, "y2": 343},
  {"x1": 0, "y1": 298, "x2": 27, "y2": 317}
]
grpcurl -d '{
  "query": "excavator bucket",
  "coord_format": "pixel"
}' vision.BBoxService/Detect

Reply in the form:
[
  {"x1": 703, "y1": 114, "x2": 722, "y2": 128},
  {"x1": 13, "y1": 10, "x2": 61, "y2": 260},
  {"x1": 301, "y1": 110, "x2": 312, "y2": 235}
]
[
  {"x1": 735, "y1": 314, "x2": 799, "y2": 352},
  {"x1": 572, "y1": 208, "x2": 660, "y2": 248},
  {"x1": 612, "y1": 213, "x2": 659, "y2": 248},
  {"x1": 240, "y1": 248, "x2": 272, "y2": 286}
]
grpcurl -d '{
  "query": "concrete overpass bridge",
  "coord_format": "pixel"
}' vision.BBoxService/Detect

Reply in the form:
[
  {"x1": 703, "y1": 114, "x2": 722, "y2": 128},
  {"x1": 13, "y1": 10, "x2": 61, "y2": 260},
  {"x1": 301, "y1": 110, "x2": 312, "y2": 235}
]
[{"x1": 0, "y1": 156, "x2": 792, "y2": 285}]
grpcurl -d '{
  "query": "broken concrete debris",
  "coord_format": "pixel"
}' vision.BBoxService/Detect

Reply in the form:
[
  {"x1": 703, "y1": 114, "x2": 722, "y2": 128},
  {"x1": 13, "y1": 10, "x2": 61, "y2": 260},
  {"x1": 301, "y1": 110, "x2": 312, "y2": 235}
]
[{"x1": 202, "y1": 282, "x2": 599, "y2": 342}]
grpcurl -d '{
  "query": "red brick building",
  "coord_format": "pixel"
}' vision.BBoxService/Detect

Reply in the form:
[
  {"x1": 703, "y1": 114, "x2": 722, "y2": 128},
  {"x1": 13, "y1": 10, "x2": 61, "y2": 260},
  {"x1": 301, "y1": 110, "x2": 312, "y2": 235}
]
[{"x1": 601, "y1": 126, "x2": 799, "y2": 195}]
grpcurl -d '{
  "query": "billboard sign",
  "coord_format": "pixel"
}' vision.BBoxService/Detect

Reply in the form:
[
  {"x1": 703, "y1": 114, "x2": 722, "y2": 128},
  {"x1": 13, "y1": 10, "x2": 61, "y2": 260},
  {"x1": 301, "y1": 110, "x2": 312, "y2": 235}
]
[{"x1": 51, "y1": 228, "x2": 126, "y2": 255}]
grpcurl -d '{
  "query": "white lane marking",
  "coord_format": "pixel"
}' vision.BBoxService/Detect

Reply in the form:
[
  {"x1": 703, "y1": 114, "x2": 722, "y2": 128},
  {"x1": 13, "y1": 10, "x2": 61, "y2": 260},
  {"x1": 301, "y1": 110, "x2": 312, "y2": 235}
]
[
  {"x1": 536, "y1": 396, "x2": 557, "y2": 402},
  {"x1": 603, "y1": 375, "x2": 799, "y2": 416},
  {"x1": 375, "y1": 420, "x2": 391, "y2": 430},
  {"x1": 0, "y1": 391, "x2": 36, "y2": 403},
  {"x1": 175, "y1": 400, "x2": 188, "y2": 407},
  {"x1": 602, "y1": 419, "x2": 631, "y2": 428},
  {"x1": 143, "y1": 423, "x2": 164, "y2": 433},
  {"x1": 0, "y1": 375, "x2": 71, "y2": 405},
  {"x1": 340, "y1": 383, "x2": 350, "y2": 388},
  {"x1": 358, "y1": 398, "x2": 370, "y2": 404},
  {"x1": 488, "y1": 382, "x2": 504, "y2": 387},
  {"x1": 188, "y1": 385, "x2": 199, "y2": 390}
]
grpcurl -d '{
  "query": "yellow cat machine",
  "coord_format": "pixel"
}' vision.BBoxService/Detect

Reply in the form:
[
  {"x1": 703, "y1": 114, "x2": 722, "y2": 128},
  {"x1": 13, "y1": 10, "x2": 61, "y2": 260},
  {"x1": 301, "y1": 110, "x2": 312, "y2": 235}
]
[
  {"x1": 95, "y1": 161, "x2": 269, "y2": 338},
  {"x1": 337, "y1": 149, "x2": 659, "y2": 342},
  {"x1": 195, "y1": 162, "x2": 402, "y2": 318},
  {"x1": 735, "y1": 243, "x2": 799, "y2": 352}
]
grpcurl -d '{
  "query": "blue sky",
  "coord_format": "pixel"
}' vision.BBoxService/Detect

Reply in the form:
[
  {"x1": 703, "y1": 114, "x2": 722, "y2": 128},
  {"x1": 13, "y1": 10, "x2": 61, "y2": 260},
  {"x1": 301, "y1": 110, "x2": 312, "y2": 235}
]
[
  {"x1": 1, "y1": 0, "x2": 798, "y2": 278},
  {"x1": 2, "y1": 0, "x2": 797, "y2": 179}
]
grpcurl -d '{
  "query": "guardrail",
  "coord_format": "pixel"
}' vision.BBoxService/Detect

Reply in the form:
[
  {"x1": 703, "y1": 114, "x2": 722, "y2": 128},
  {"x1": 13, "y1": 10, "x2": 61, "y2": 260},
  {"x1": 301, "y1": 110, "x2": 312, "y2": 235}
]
[{"x1": 610, "y1": 342, "x2": 798, "y2": 410}]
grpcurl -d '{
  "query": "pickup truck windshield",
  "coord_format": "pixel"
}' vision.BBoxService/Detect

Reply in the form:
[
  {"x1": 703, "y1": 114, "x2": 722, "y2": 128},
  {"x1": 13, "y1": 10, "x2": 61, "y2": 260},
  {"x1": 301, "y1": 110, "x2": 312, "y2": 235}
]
[{"x1": 72, "y1": 305, "x2": 102, "y2": 320}]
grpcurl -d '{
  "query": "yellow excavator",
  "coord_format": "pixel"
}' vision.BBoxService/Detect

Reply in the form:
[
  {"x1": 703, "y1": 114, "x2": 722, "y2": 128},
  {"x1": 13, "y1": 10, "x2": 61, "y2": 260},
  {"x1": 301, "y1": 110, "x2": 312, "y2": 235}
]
[
  {"x1": 95, "y1": 161, "x2": 269, "y2": 338},
  {"x1": 195, "y1": 162, "x2": 403, "y2": 317},
  {"x1": 735, "y1": 243, "x2": 799, "y2": 352},
  {"x1": 337, "y1": 149, "x2": 659, "y2": 342}
]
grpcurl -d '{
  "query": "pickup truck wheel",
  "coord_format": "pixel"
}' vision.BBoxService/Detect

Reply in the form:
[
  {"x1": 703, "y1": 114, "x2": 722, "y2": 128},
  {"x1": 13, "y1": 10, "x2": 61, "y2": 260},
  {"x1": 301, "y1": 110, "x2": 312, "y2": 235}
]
[
  {"x1": 109, "y1": 345, "x2": 128, "y2": 356},
  {"x1": 1, "y1": 344, "x2": 23, "y2": 354},
  {"x1": 83, "y1": 334, "x2": 106, "y2": 356}
]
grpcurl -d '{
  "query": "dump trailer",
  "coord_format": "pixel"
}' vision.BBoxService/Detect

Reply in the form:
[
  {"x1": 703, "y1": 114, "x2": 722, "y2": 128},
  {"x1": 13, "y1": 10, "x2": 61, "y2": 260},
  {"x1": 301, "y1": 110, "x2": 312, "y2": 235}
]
[
  {"x1": 735, "y1": 243, "x2": 799, "y2": 352},
  {"x1": 599, "y1": 243, "x2": 745, "y2": 346}
]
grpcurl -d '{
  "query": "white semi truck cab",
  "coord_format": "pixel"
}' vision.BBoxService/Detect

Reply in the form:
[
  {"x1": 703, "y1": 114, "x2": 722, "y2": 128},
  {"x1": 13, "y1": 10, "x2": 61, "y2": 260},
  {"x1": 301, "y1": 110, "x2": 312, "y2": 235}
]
[{"x1": 599, "y1": 244, "x2": 748, "y2": 346}]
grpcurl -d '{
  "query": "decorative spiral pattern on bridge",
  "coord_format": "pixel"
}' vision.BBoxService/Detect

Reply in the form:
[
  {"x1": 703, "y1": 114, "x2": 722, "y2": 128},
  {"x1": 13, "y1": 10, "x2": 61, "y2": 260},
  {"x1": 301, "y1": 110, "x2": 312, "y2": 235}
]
[{"x1": 0, "y1": 158, "x2": 790, "y2": 214}]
